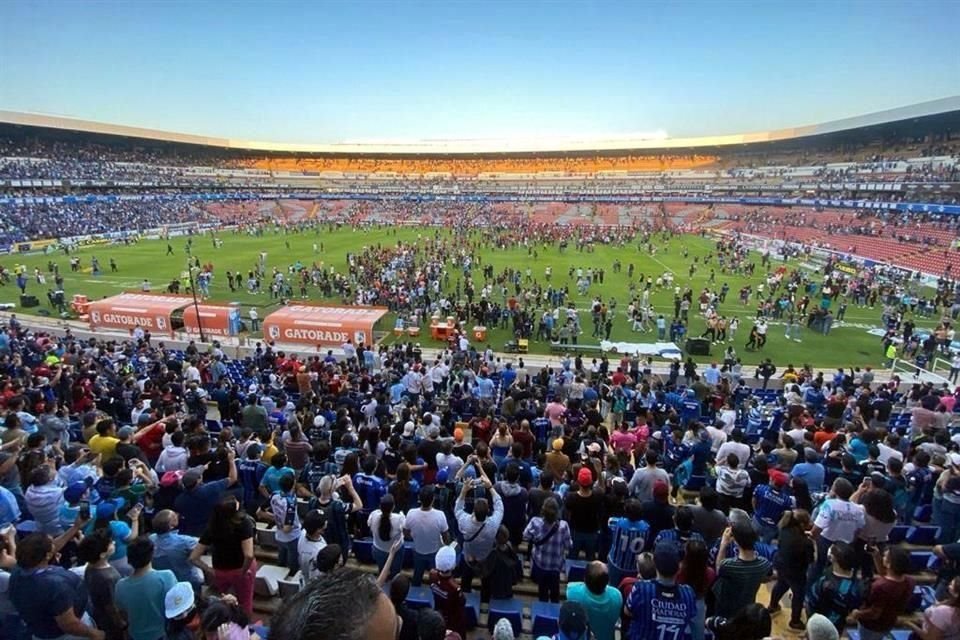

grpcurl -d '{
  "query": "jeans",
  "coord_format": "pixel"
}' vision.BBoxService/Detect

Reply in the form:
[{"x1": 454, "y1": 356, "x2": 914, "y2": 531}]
[
  {"x1": 769, "y1": 571, "x2": 807, "y2": 624},
  {"x1": 373, "y1": 545, "x2": 404, "y2": 581},
  {"x1": 690, "y1": 598, "x2": 706, "y2": 640},
  {"x1": 412, "y1": 551, "x2": 436, "y2": 586},
  {"x1": 936, "y1": 498, "x2": 960, "y2": 544},
  {"x1": 857, "y1": 626, "x2": 894, "y2": 640},
  {"x1": 534, "y1": 564, "x2": 561, "y2": 602},
  {"x1": 753, "y1": 519, "x2": 779, "y2": 544},
  {"x1": 571, "y1": 531, "x2": 598, "y2": 561},
  {"x1": 277, "y1": 538, "x2": 300, "y2": 574},
  {"x1": 808, "y1": 536, "x2": 834, "y2": 585}
]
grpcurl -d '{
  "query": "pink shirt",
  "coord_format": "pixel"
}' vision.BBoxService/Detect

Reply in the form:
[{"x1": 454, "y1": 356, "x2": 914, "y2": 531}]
[
  {"x1": 610, "y1": 430, "x2": 638, "y2": 453},
  {"x1": 545, "y1": 402, "x2": 566, "y2": 426}
]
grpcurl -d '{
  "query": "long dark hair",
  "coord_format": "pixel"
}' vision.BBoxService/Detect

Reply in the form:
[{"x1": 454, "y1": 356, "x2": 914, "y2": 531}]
[
  {"x1": 861, "y1": 488, "x2": 896, "y2": 524},
  {"x1": 714, "y1": 603, "x2": 772, "y2": 640},
  {"x1": 680, "y1": 539, "x2": 710, "y2": 597},
  {"x1": 208, "y1": 495, "x2": 244, "y2": 539},
  {"x1": 392, "y1": 462, "x2": 412, "y2": 511},
  {"x1": 377, "y1": 494, "x2": 395, "y2": 542}
]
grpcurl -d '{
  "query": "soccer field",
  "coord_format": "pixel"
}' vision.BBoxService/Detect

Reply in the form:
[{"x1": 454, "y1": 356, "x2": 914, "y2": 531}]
[{"x1": 2, "y1": 226, "x2": 937, "y2": 369}]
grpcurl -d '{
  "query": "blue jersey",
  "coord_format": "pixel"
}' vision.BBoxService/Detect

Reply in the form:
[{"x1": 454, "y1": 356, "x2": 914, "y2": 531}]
[
  {"x1": 237, "y1": 459, "x2": 267, "y2": 508},
  {"x1": 627, "y1": 579, "x2": 697, "y2": 640},
  {"x1": 353, "y1": 473, "x2": 388, "y2": 513},
  {"x1": 752, "y1": 484, "x2": 794, "y2": 527},
  {"x1": 653, "y1": 529, "x2": 704, "y2": 557},
  {"x1": 709, "y1": 541, "x2": 778, "y2": 567},
  {"x1": 532, "y1": 417, "x2": 552, "y2": 442},
  {"x1": 608, "y1": 518, "x2": 650, "y2": 570}
]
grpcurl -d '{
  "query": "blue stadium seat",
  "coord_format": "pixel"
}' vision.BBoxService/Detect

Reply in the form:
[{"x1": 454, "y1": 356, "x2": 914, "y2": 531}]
[
  {"x1": 906, "y1": 526, "x2": 941, "y2": 546},
  {"x1": 888, "y1": 525, "x2": 910, "y2": 545},
  {"x1": 464, "y1": 592, "x2": 480, "y2": 629},
  {"x1": 353, "y1": 538, "x2": 374, "y2": 564},
  {"x1": 565, "y1": 559, "x2": 587, "y2": 582},
  {"x1": 913, "y1": 504, "x2": 932, "y2": 524},
  {"x1": 531, "y1": 601, "x2": 561, "y2": 637},
  {"x1": 908, "y1": 551, "x2": 935, "y2": 574},
  {"x1": 405, "y1": 585, "x2": 434, "y2": 609},
  {"x1": 487, "y1": 598, "x2": 523, "y2": 636}
]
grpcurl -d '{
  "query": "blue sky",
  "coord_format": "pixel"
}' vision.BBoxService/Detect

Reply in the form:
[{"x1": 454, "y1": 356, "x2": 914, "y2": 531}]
[{"x1": 1, "y1": 0, "x2": 958, "y2": 143}]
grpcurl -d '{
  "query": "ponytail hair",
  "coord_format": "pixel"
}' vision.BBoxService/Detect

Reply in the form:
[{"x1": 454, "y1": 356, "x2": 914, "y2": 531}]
[{"x1": 377, "y1": 494, "x2": 395, "y2": 543}]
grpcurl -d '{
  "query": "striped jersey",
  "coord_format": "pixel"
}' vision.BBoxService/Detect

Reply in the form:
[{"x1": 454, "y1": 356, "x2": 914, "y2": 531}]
[
  {"x1": 626, "y1": 579, "x2": 697, "y2": 640},
  {"x1": 607, "y1": 517, "x2": 651, "y2": 571},
  {"x1": 652, "y1": 529, "x2": 704, "y2": 557}
]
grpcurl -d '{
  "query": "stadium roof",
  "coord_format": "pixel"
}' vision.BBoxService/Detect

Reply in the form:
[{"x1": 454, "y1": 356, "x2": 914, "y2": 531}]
[{"x1": 0, "y1": 96, "x2": 958, "y2": 155}]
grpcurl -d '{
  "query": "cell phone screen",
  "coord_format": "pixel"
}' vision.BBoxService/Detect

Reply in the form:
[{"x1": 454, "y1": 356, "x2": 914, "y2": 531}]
[{"x1": 79, "y1": 499, "x2": 90, "y2": 520}]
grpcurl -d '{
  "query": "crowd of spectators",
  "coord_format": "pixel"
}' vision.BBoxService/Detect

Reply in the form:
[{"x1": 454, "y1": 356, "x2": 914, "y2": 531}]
[{"x1": 0, "y1": 289, "x2": 956, "y2": 640}]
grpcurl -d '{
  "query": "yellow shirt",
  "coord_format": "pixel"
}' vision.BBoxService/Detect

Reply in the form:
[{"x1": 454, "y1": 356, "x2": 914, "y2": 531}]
[
  {"x1": 262, "y1": 440, "x2": 279, "y2": 466},
  {"x1": 88, "y1": 434, "x2": 120, "y2": 459}
]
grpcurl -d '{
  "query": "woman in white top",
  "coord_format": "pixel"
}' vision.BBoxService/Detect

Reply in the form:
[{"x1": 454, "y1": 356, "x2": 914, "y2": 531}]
[{"x1": 368, "y1": 494, "x2": 405, "y2": 580}]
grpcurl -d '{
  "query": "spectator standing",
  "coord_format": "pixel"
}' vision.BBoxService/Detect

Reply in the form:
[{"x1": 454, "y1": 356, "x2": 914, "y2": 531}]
[
  {"x1": 565, "y1": 467, "x2": 603, "y2": 561},
  {"x1": 404, "y1": 485, "x2": 450, "y2": 586},
  {"x1": 115, "y1": 537, "x2": 177, "y2": 640},
  {"x1": 566, "y1": 561, "x2": 623, "y2": 640},
  {"x1": 712, "y1": 523, "x2": 772, "y2": 619},
  {"x1": 189, "y1": 495, "x2": 257, "y2": 615},
  {"x1": 624, "y1": 542, "x2": 697, "y2": 640},
  {"x1": 523, "y1": 496, "x2": 571, "y2": 603}
]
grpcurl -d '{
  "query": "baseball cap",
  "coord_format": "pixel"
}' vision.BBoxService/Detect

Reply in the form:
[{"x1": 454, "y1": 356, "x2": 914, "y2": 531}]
[
  {"x1": 558, "y1": 601, "x2": 588, "y2": 639},
  {"x1": 182, "y1": 468, "x2": 204, "y2": 489},
  {"x1": 577, "y1": 468, "x2": 593, "y2": 487},
  {"x1": 164, "y1": 582, "x2": 195, "y2": 619},
  {"x1": 64, "y1": 481, "x2": 90, "y2": 505},
  {"x1": 117, "y1": 426, "x2": 135, "y2": 440},
  {"x1": 653, "y1": 541, "x2": 681, "y2": 577},
  {"x1": 160, "y1": 470, "x2": 185, "y2": 488},
  {"x1": 96, "y1": 502, "x2": 117, "y2": 520},
  {"x1": 435, "y1": 545, "x2": 457, "y2": 573},
  {"x1": 806, "y1": 613, "x2": 839, "y2": 640},
  {"x1": 653, "y1": 480, "x2": 669, "y2": 501},
  {"x1": 552, "y1": 438, "x2": 564, "y2": 451},
  {"x1": 436, "y1": 468, "x2": 449, "y2": 484},
  {"x1": 403, "y1": 421, "x2": 416, "y2": 436},
  {"x1": 768, "y1": 469, "x2": 790, "y2": 487},
  {"x1": 949, "y1": 452, "x2": 960, "y2": 467}
]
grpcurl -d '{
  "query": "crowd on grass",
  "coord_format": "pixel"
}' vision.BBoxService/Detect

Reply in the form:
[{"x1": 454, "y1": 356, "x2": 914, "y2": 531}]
[{"x1": 0, "y1": 299, "x2": 958, "y2": 640}]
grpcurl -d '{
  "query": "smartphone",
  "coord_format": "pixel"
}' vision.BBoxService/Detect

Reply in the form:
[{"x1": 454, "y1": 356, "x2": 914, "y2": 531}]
[
  {"x1": 78, "y1": 499, "x2": 90, "y2": 520},
  {"x1": 284, "y1": 500, "x2": 296, "y2": 526}
]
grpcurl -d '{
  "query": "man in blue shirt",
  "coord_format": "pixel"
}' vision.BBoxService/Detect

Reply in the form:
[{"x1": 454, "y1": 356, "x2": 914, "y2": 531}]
[
  {"x1": 149, "y1": 509, "x2": 203, "y2": 590},
  {"x1": 173, "y1": 449, "x2": 238, "y2": 537},
  {"x1": 752, "y1": 470, "x2": 795, "y2": 542},
  {"x1": 625, "y1": 542, "x2": 697, "y2": 640},
  {"x1": 353, "y1": 455, "x2": 388, "y2": 517},
  {"x1": 791, "y1": 449, "x2": 826, "y2": 492}
]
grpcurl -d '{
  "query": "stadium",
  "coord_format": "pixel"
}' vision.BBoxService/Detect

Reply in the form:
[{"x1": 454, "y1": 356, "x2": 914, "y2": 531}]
[{"x1": 1, "y1": 16, "x2": 960, "y2": 639}]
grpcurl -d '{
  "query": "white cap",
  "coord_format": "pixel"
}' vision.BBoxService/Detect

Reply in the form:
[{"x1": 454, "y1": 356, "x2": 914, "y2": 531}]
[
  {"x1": 403, "y1": 421, "x2": 416, "y2": 435},
  {"x1": 435, "y1": 545, "x2": 457, "y2": 572},
  {"x1": 164, "y1": 582, "x2": 195, "y2": 619},
  {"x1": 949, "y1": 452, "x2": 960, "y2": 467}
]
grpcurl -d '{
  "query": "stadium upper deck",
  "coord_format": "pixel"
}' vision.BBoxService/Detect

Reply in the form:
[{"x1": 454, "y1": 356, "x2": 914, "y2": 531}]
[{"x1": 0, "y1": 97, "x2": 958, "y2": 178}]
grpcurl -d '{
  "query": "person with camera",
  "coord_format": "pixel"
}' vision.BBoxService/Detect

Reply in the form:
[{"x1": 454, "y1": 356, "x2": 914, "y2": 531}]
[{"x1": 455, "y1": 454, "x2": 502, "y2": 602}]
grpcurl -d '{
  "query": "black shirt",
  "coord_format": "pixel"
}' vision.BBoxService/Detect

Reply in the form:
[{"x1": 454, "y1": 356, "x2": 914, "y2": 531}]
[
  {"x1": 564, "y1": 490, "x2": 603, "y2": 533},
  {"x1": 199, "y1": 516, "x2": 256, "y2": 570}
]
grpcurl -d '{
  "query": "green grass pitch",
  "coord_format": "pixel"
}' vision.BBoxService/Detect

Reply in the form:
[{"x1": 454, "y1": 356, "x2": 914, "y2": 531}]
[{"x1": 3, "y1": 226, "x2": 937, "y2": 369}]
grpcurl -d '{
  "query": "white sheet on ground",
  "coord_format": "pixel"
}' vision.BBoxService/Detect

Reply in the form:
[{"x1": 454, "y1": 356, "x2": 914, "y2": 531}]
[{"x1": 600, "y1": 340, "x2": 683, "y2": 357}]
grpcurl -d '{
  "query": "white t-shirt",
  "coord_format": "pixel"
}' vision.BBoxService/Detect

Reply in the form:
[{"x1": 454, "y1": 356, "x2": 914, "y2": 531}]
[
  {"x1": 718, "y1": 409, "x2": 737, "y2": 433},
  {"x1": 715, "y1": 441, "x2": 751, "y2": 468},
  {"x1": 297, "y1": 533, "x2": 327, "y2": 584},
  {"x1": 814, "y1": 498, "x2": 866, "y2": 543},
  {"x1": 368, "y1": 511, "x2": 405, "y2": 552},
  {"x1": 403, "y1": 507, "x2": 449, "y2": 555}
]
